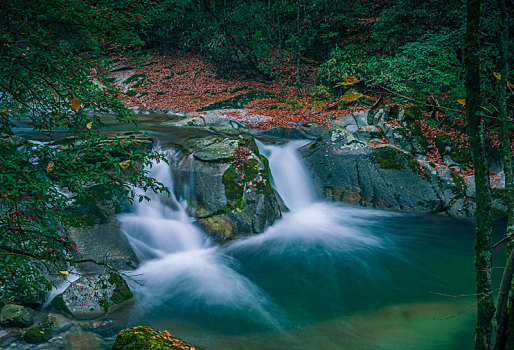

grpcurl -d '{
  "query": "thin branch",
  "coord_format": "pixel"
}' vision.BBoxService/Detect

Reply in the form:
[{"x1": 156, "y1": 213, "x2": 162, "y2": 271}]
[{"x1": 434, "y1": 288, "x2": 499, "y2": 320}]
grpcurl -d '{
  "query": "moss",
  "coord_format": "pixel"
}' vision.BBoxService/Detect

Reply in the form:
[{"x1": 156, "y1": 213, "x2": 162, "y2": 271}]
[
  {"x1": 371, "y1": 147, "x2": 405, "y2": 170},
  {"x1": 108, "y1": 273, "x2": 133, "y2": 305},
  {"x1": 450, "y1": 171, "x2": 466, "y2": 196},
  {"x1": 112, "y1": 326, "x2": 204, "y2": 350},
  {"x1": 222, "y1": 167, "x2": 243, "y2": 201},
  {"x1": 230, "y1": 86, "x2": 249, "y2": 93},
  {"x1": 123, "y1": 74, "x2": 147, "y2": 85},
  {"x1": 370, "y1": 146, "x2": 423, "y2": 175},
  {"x1": 199, "y1": 215, "x2": 235, "y2": 240},
  {"x1": 436, "y1": 133, "x2": 472, "y2": 165},
  {"x1": 402, "y1": 106, "x2": 429, "y2": 148},
  {"x1": 23, "y1": 326, "x2": 51, "y2": 344},
  {"x1": 50, "y1": 294, "x2": 68, "y2": 314},
  {"x1": 99, "y1": 298, "x2": 110, "y2": 312},
  {"x1": 197, "y1": 90, "x2": 275, "y2": 111}
]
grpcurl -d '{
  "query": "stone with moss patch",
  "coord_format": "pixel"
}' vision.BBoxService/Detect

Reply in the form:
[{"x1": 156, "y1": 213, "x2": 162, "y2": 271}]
[
  {"x1": 51, "y1": 272, "x2": 133, "y2": 319},
  {"x1": 170, "y1": 134, "x2": 281, "y2": 242},
  {"x1": 0, "y1": 304, "x2": 33, "y2": 327},
  {"x1": 112, "y1": 326, "x2": 204, "y2": 350},
  {"x1": 23, "y1": 326, "x2": 51, "y2": 344},
  {"x1": 197, "y1": 90, "x2": 275, "y2": 111}
]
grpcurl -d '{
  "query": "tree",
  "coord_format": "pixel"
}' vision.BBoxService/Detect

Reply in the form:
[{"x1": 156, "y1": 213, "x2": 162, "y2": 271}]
[
  {"x1": 464, "y1": 0, "x2": 495, "y2": 349},
  {"x1": 0, "y1": 0, "x2": 166, "y2": 302}
]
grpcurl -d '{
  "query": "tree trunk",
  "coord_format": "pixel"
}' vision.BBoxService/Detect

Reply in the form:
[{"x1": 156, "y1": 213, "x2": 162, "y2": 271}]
[
  {"x1": 465, "y1": 0, "x2": 495, "y2": 349},
  {"x1": 495, "y1": 247, "x2": 514, "y2": 350},
  {"x1": 494, "y1": 0, "x2": 514, "y2": 348}
]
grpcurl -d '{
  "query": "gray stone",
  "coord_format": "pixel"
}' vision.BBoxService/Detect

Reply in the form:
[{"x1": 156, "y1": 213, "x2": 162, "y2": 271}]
[
  {"x1": 170, "y1": 134, "x2": 282, "y2": 241},
  {"x1": 300, "y1": 127, "x2": 448, "y2": 213},
  {"x1": 51, "y1": 272, "x2": 133, "y2": 320},
  {"x1": 0, "y1": 305, "x2": 33, "y2": 328},
  {"x1": 68, "y1": 220, "x2": 139, "y2": 274},
  {"x1": 353, "y1": 112, "x2": 369, "y2": 128}
]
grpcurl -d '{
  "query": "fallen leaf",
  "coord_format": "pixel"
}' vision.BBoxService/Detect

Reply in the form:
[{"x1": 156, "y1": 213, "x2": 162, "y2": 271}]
[
  {"x1": 59, "y1": 270, "x2": 69, "y2": 275},
  {"x1": 86, "y1": 121, "x2": 93, "y2": 129},
  {"x1": 456, "y1": 99, "x2": 466, "y2": 106},
  {"x1": 46, "y1": 162, "x2": 55, "y2": 173},
  {"x1": 71, "y1": 97, "x2": 81, "y2": 111},
  {"x1": 119, "y1": 160, "x2": 131, "y2": 169}
]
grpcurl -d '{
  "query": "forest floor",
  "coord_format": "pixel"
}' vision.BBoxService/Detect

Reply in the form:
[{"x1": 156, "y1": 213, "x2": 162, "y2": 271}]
[{"x1": 110, "y1": 52, "x2": 508, "y2": 179}]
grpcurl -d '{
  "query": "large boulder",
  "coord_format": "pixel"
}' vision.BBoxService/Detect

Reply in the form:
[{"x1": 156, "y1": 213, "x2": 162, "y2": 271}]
[
  {"x1": 51, "y1": 272, "x2": 133, "y2": 319},
  {"x1": 0, "y1": 304, "x2": 33, "y2": 328},
  {"x1": 300, "y1": 125, "x2": 452, "y2": 213},
  {"x1": 170, "y1": 133, "x2": 282, "y2": 241},
  {"x1": 112, "y1": 326, "x2": 204, "y2": 350},
  {"x1": 68, "y1": 219, "x2": 139, "y2": 274}
]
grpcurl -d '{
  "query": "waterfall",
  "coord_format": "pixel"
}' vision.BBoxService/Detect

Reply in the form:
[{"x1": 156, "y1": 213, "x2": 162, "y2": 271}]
[
  {"x1": 119, "y1": 141, "x2": 392, "y2": 335},
  {"x1": 119, "y1": 154, "x2": 207, "y2": 260},
  {"x1": 257, "y1": 140, "x2": 315, "y2": 211}
]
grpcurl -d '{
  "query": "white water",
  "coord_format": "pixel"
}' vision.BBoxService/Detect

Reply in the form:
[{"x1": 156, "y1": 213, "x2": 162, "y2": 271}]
[
  {"x1": 256, "y1": 140, "x2": 315, "y2": 211},
  {"x1": 119, "y1": 141, "x2": 391, "y2": 334}
]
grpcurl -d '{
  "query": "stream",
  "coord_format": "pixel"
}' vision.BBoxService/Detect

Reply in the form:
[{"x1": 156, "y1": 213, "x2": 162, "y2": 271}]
[{"x1": 115, "y1": 139, "x2": 502, "y2": 350}]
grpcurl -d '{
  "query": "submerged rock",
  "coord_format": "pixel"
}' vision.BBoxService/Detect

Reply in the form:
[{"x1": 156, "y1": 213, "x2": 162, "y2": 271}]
[
  {"x1": 0, "y1": 304, "x2": 33, "y2": 328},
  {"x1": 170, "y1": 133, "x2": 282, "y2": 241},
  {"x1": 51, "y1": 272, "x2": 133, "y2": 319},
  {"x1": 23, "y1": 326, "x2": 51, "y2": 344},
  {"x1": 112, "y1": 326, "x2": 203, "y2": 350}
]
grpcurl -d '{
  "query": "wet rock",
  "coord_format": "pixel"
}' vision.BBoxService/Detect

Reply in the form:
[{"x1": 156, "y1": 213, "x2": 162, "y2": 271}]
[
  {"x1": 0, "y1": 305, "x2": 33, "y2": 328},
  {"x1": 197, "y1": 90, "x2": 275, "y2": 111},
  {"x1": 112, "y1": 326, "x2": 204, "y2": 350},
  {"x1": 51, "y1": 272, "x2": 133, "y2": 319},
  {"x1": 23, "y1": 326, "x2": 51, "y2": 344},
  {"x1": 68, "y1": 219, "x2": 139, "y2": 274},
  {"x1": 300, "y1": 126, "x2": 446, "y2": 213},
  {"x1": 66, "y1": 331, "x2": 102, "y2": 350},
  {"x1": 251, "y1": 126, "x2": 313, "y2": 140},
  {"x1": 170, "y1": 134, "x2": 282, "y2": 241}
]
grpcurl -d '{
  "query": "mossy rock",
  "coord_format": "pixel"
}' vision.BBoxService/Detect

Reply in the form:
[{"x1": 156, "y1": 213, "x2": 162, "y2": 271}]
[
  {"x1": 196, "y1": 90, "x2": 275, "y2": 111},
  {"x1": 50, "y1": 272, "x2": 133, "y2": 319},
  {"x1": 23, "y1": 326, "x2": 51, "y2": 344},
  {"x1": 435, "y1": 132, "x2": 472, "y2": 165},
  {"x1": 112, "y1": 326, "x2": 204, "y2": 350},
  {"x1": 370, "y1": 146, "x2": 419, "y2": 172},
  {"x1": 222, "y1": 167, "x2": 243, "y2": 201},
  {"x1": 0, "y1": 304, "x2": 33, "y2": 327},
  {"x1": 108, "y1": 272, "x2": 133, "y2": 305}
]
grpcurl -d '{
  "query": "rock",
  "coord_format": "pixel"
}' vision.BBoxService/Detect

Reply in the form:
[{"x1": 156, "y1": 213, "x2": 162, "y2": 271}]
[
  {"x1": 197, "y1": 90, "x2": 275, "y2": 111},
  {"x1": 300, "y1": 126, "x2": 446, "y2": 213},
  {"x1": 23, "y1": 326, "x2": 51, "y2": 344},
  {"x1": 251, "y1": 126, "x2": 313, "y2": 140},
  {"x1": 66, "y1": 331, "x2": 102, "y2": 350},
  {"x1": 68, "y1": 219, "x2": 139, "y2": 274},
  {"x1": 51, "y1": 272, "x2": 133, "y2": 319},
  {"x1": 112, "y1": 326, "x2": 204, "y2": 350},
  {"x1": 0, "y1": 305, "x2": 33, "y2": 328},
  {"x1": 170, "y1": 134, "x2": 282, "y2": 241},
  {"x1": 369, "y1": 105, "x2": 428, "y2": 155}
]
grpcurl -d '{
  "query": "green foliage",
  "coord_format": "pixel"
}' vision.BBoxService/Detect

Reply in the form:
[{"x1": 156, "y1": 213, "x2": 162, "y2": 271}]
[{"x1": 0, "y1": 0, "x2": 167, "y2": 300}]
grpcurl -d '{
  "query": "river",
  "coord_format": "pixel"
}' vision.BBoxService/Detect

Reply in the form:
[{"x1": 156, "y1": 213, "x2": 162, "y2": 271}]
[{"x1": 114, "y1": 139, "x2": 502, "y2": 350}]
